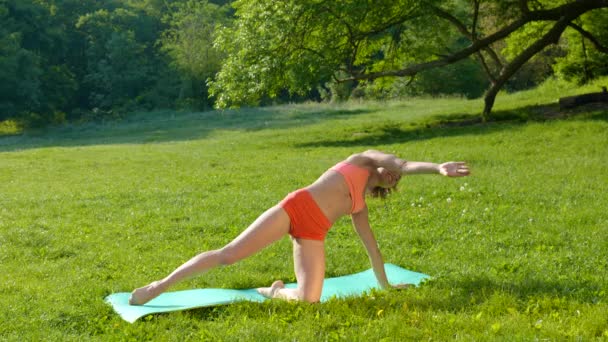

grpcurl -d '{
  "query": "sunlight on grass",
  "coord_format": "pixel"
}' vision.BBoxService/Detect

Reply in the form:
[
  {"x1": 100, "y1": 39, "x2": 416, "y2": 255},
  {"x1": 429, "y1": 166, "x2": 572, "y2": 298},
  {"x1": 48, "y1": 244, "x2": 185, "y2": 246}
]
[
  {"x1": 1, "y1": 80, "x2": 607, "y2": 340},
  {"x1": 495, "y1": 76, "x2": 608, "y2": 109},
  {"x1": 0, "y1": 119, "x2": 21, "y2": 136}
]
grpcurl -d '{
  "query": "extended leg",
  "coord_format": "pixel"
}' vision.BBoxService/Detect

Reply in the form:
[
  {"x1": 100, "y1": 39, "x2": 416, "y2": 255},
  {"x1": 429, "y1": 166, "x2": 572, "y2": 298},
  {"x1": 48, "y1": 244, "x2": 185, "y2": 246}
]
[{"x1": 129, "y1": 206, "x2": 290, "y2": 305}]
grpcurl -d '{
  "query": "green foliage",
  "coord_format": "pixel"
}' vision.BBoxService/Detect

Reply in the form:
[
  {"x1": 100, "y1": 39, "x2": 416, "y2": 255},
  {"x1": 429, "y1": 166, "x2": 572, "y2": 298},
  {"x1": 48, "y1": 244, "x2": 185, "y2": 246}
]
[
  {"x1": 553, "y1": 9, "x2": 608, "y2": 84},
  {"x1": 0, "y1": 0, "x2": 187, "y2": 124},
  {"x1": 210, "y1": 0, "x2": 608, "y2": 110},
  {"x1": 1, "y1": 0, "x2": 607, "y2": 126},
  {"x1": 502, "y1": 22, "x2": 552, "y2": 61},
  {"x1": 493, "y1": 2, "x2": 608, "y2": 89},
  {"x1": 77, "y1": 8, "x2": 154, "y2": 113},
  {"x1": 0, "y1": 31, "x2": 42, "y2": 120},
  {"x1": 159, "y1": 0, "x2": 231, "y2": 110},
  {"x1": 499, "y1": 22, "x2": 557, "y2": 92},
  {"x1": 0, "y1": 1, "x2": 53, "y2": 121},
  {"x1": 401, "y1": 58, "x2": 489, "y2": 99},
  {"x1": 210, "y1": 0, "x2": 446, "y2": 108},
  {"x1": 364, "y1": 35, "x2": 490, "y2": 100},
  {"x1": 210, "y1": 0, "x2": 498, "y2": 107}
]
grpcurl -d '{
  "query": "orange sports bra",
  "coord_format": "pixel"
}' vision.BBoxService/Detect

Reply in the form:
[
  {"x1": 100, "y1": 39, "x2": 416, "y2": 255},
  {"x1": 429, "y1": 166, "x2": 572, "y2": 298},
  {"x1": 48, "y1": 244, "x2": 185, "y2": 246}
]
[{"x1": 330, "y1": 161, "x2": 370, "y2": 214}]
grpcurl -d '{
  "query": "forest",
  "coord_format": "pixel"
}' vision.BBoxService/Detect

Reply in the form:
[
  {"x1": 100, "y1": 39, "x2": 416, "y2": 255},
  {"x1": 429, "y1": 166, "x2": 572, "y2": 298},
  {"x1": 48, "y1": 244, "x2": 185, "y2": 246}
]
[{"x1": 1, "y1": 0, "x2": 607, "y2": 127}]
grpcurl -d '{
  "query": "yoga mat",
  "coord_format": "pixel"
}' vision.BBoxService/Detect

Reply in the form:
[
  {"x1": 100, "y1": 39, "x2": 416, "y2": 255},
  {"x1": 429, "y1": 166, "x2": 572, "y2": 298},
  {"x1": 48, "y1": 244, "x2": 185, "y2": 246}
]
[{"x1": 105, "y1": 263, "x2": 430, "y2": 323}]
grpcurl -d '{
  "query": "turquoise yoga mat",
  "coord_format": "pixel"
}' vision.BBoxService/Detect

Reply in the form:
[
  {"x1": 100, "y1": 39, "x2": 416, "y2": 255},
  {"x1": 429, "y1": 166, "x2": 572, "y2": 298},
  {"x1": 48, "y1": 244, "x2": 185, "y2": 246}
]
[{"x1": 105, "y1": 263, "x2": 430, "y2": 323}]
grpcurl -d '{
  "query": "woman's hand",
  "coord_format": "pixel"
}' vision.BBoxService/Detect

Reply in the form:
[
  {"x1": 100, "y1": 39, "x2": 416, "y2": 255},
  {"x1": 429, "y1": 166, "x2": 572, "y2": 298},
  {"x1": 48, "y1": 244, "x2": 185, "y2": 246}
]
[{"x1": 438, "y1": 162, "x2": 470, "y2": 177}]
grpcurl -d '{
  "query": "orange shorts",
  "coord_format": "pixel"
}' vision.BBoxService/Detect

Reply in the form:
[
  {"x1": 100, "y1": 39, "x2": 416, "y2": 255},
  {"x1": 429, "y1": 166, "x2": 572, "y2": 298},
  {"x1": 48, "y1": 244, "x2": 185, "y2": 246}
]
[{"x1": 279, "y1": 189, "x2": 332, "y2": 241}]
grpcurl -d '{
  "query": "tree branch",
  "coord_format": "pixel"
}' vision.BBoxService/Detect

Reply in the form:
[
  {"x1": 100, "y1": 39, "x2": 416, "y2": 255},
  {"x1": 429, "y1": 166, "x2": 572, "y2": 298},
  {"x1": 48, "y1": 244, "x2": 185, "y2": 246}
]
[
  {"x1": 525, "y1": 0, "x2": 608, "y2": 20},
  {"x1": 472, "y1": 0, "x2": 480, "y2": 39},
  {"x1": 519, "y1": 0, "x2": 530, "y2": 15},
  {"x1": 476, "y1": 51, "x2": 497, "y2": 84},
  {"x1": 429, "y1": 4, "x2": 503, "y2": 73},
  {"x1": 568, "y1": 22, "x2": 608, "y2": 53},
  {"x1": 483, "y1": 15, "x2": 574, "y2": 117},
  {"x1": 340, "y1": 0, "x2": 608, "y2": 82},
  {"x1": 352, "y1": 11, "x2": 422, "y2": 40}
]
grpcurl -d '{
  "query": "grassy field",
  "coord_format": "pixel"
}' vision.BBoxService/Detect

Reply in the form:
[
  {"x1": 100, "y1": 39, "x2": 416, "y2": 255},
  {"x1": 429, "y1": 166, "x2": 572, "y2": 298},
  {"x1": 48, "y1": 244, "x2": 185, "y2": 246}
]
[{"x1": 1, "y1": 78, "x2": 607, "y2": 340}]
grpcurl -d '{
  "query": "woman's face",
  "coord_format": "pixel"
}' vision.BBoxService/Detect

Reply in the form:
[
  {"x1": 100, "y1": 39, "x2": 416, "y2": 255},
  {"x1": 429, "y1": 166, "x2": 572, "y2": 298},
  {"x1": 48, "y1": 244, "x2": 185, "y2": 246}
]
[{"x1": 377, "y1": 167, "x2": 401, "y2": 188}]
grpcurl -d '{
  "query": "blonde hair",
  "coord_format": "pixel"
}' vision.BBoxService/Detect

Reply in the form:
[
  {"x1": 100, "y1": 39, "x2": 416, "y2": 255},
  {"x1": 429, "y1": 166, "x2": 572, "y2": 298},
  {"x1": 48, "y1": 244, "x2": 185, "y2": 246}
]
[{"x1": 370, "y1": 185, "x2": 398, "y2": 199}]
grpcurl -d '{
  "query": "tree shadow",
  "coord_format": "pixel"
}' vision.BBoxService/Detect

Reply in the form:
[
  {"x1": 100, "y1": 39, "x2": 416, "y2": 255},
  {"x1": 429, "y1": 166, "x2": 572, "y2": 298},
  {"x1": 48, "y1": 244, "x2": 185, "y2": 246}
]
[
  {"x1": 293, "y1": 102, "x2": 608, "y2": 149},
  {"x1": 0, "y1": 106, "x2": 372, "y2": 152},
  {"x1": 1, "y1": 101, "x2": 605, "y2": 152}
]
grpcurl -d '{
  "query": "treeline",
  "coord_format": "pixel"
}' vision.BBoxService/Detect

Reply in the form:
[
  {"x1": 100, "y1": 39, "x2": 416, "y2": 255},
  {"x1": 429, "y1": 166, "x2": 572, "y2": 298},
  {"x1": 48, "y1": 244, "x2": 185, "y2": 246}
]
[
  {"x1": 1, "y1": 0, "x2": 230, "y2": 126},
  {"x1": 1, "y1": 0, "x2": 607, "y2": 126}
]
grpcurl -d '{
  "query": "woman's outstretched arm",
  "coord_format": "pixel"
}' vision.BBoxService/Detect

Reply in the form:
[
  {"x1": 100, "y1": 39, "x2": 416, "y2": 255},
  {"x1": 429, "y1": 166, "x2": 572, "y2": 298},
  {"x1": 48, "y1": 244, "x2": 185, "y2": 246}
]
[
  {"x1": 349, "y1": 150, "x2": 470, "y2": 177},
  {"x1": 403, "y1": 161, "x2": 470, "y2": 176}
]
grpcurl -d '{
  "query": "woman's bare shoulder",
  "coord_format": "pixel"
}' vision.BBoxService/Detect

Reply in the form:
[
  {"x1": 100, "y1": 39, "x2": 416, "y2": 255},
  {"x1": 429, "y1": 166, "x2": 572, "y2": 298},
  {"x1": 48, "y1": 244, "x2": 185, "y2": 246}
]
[{"x1": 345, "y1": 150, "x2": 383, "y2": 167}]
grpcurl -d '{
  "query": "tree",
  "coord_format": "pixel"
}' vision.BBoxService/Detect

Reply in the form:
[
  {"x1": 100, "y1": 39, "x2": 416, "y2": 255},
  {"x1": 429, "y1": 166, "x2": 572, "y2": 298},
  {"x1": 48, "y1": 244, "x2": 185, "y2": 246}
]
[
  {"x1": 0, "y1": 0, "x2": 113, "y2": 124},
  {"x1": 211, "y1": 0, "x2": 608, "y2": 119},
  {"x1": 0, "y1": 2, "x2": 41, "y2": 121},
  {"x1": 159, "y1": 0, "x2": 231, "y2": 109},
  {"x1": 1, "y1": 0, "x2": 211, "y2": 125},
  {"x1": 0, "y1": 30, "x2": 42, "y2": 121},
  {"x1": 76, "y1": 7, "x2": 164, "y2": 113},
  {"x1": 552, "y1": 8, "x2": 608, "y2": 83}
]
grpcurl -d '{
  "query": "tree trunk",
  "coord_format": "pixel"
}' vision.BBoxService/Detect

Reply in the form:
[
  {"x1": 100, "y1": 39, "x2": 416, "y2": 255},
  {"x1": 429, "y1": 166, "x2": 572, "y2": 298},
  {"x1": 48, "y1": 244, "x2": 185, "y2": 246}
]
[{"x1": 482, "y1": 16, "x2": 572, "y2": 120}]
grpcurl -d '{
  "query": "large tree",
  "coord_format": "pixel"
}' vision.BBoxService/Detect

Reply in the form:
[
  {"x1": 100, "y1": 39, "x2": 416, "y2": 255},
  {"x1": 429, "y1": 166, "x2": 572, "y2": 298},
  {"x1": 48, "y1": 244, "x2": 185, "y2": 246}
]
[
  {"x1": 211, "y1": 0, "x2": 608, "y2": 119},
  {"x1": 159, "y1": 0, "x2": 231, "y2": 109}
]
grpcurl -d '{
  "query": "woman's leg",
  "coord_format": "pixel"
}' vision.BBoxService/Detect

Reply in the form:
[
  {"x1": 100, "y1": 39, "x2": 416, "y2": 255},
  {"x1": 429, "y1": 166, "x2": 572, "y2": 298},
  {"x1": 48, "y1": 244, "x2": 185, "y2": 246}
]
[
  {"x1": 258, "y1": 237, "x2": 325, "y2": 302},
  {"x1": 129, "y1": 205, "x2": 291, "y2": 305}
]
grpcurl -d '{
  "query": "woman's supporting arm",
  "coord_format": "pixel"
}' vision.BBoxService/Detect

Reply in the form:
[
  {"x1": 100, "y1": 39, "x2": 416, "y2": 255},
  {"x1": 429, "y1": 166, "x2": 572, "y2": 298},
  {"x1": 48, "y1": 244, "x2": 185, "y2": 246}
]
[{"x1": 351, "y1": 207, "x2": 390, "y2": 289}]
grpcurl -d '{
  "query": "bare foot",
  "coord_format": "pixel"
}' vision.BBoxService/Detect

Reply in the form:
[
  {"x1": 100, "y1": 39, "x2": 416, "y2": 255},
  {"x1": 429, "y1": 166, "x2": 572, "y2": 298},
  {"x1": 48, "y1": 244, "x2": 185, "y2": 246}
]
[
  {"x1": 129, "y1": 281, "x2": 164, "y2": 305},
  {"x1": 256, "y1": 280, "x2": 285, "y2": 298}
]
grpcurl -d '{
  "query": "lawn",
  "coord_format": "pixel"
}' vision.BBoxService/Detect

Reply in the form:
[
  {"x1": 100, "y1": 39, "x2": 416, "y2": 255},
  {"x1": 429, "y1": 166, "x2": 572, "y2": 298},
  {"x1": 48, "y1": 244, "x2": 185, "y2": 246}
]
[{"x1": 1, "y1": 78, "x2": 607, "y2": 340}]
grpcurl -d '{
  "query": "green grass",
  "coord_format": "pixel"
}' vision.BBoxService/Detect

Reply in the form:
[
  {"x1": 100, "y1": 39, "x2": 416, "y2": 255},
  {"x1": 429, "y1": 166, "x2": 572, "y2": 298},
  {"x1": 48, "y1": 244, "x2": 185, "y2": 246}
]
[
  {"x1": 0, "y1": 119, "x2": 19, "y2": 136},
  {"x1": 1, "y1": 77, "x2": 607, "y2": 340}
]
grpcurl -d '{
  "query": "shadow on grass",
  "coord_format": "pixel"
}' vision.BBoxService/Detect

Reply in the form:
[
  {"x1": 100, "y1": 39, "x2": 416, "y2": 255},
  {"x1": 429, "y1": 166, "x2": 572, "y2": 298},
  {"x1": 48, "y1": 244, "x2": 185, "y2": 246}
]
[
  {"x1": 0, "y1": 106, "x2": 372, "y2": 152},
  {"x1": 293, "y1": 102, "x2": 608, "y2": 149},
  {"x1": 1, "y1": 101, "x2": 606, "y2": 152}
]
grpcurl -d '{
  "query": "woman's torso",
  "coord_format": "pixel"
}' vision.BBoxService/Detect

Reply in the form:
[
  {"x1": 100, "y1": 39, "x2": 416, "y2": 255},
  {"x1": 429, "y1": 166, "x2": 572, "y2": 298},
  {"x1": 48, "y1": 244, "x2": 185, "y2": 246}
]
[{"x1": 305, "y1": 164, "x2": 373, "y2": 223}]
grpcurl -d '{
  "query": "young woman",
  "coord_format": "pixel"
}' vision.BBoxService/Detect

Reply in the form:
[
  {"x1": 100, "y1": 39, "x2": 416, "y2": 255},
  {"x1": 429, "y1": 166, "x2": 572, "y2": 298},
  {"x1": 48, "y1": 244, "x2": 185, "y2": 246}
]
[{"x1": 129, "y1": 150, "x2": 470, "y2": 305}]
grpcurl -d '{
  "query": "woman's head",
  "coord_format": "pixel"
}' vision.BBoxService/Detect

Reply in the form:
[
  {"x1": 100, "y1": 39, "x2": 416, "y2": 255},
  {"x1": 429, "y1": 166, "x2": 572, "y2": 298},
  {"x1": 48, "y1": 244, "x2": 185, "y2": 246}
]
[{"x1": 370, "y1": 167, "x2": 401, "y2": 198}]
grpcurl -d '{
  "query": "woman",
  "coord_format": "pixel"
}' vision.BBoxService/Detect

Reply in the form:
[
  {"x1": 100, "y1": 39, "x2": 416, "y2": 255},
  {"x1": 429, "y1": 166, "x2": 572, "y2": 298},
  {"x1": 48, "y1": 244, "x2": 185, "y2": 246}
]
[{"x1": 129, "y1": 150, "x2": 470, "y2": 305}]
